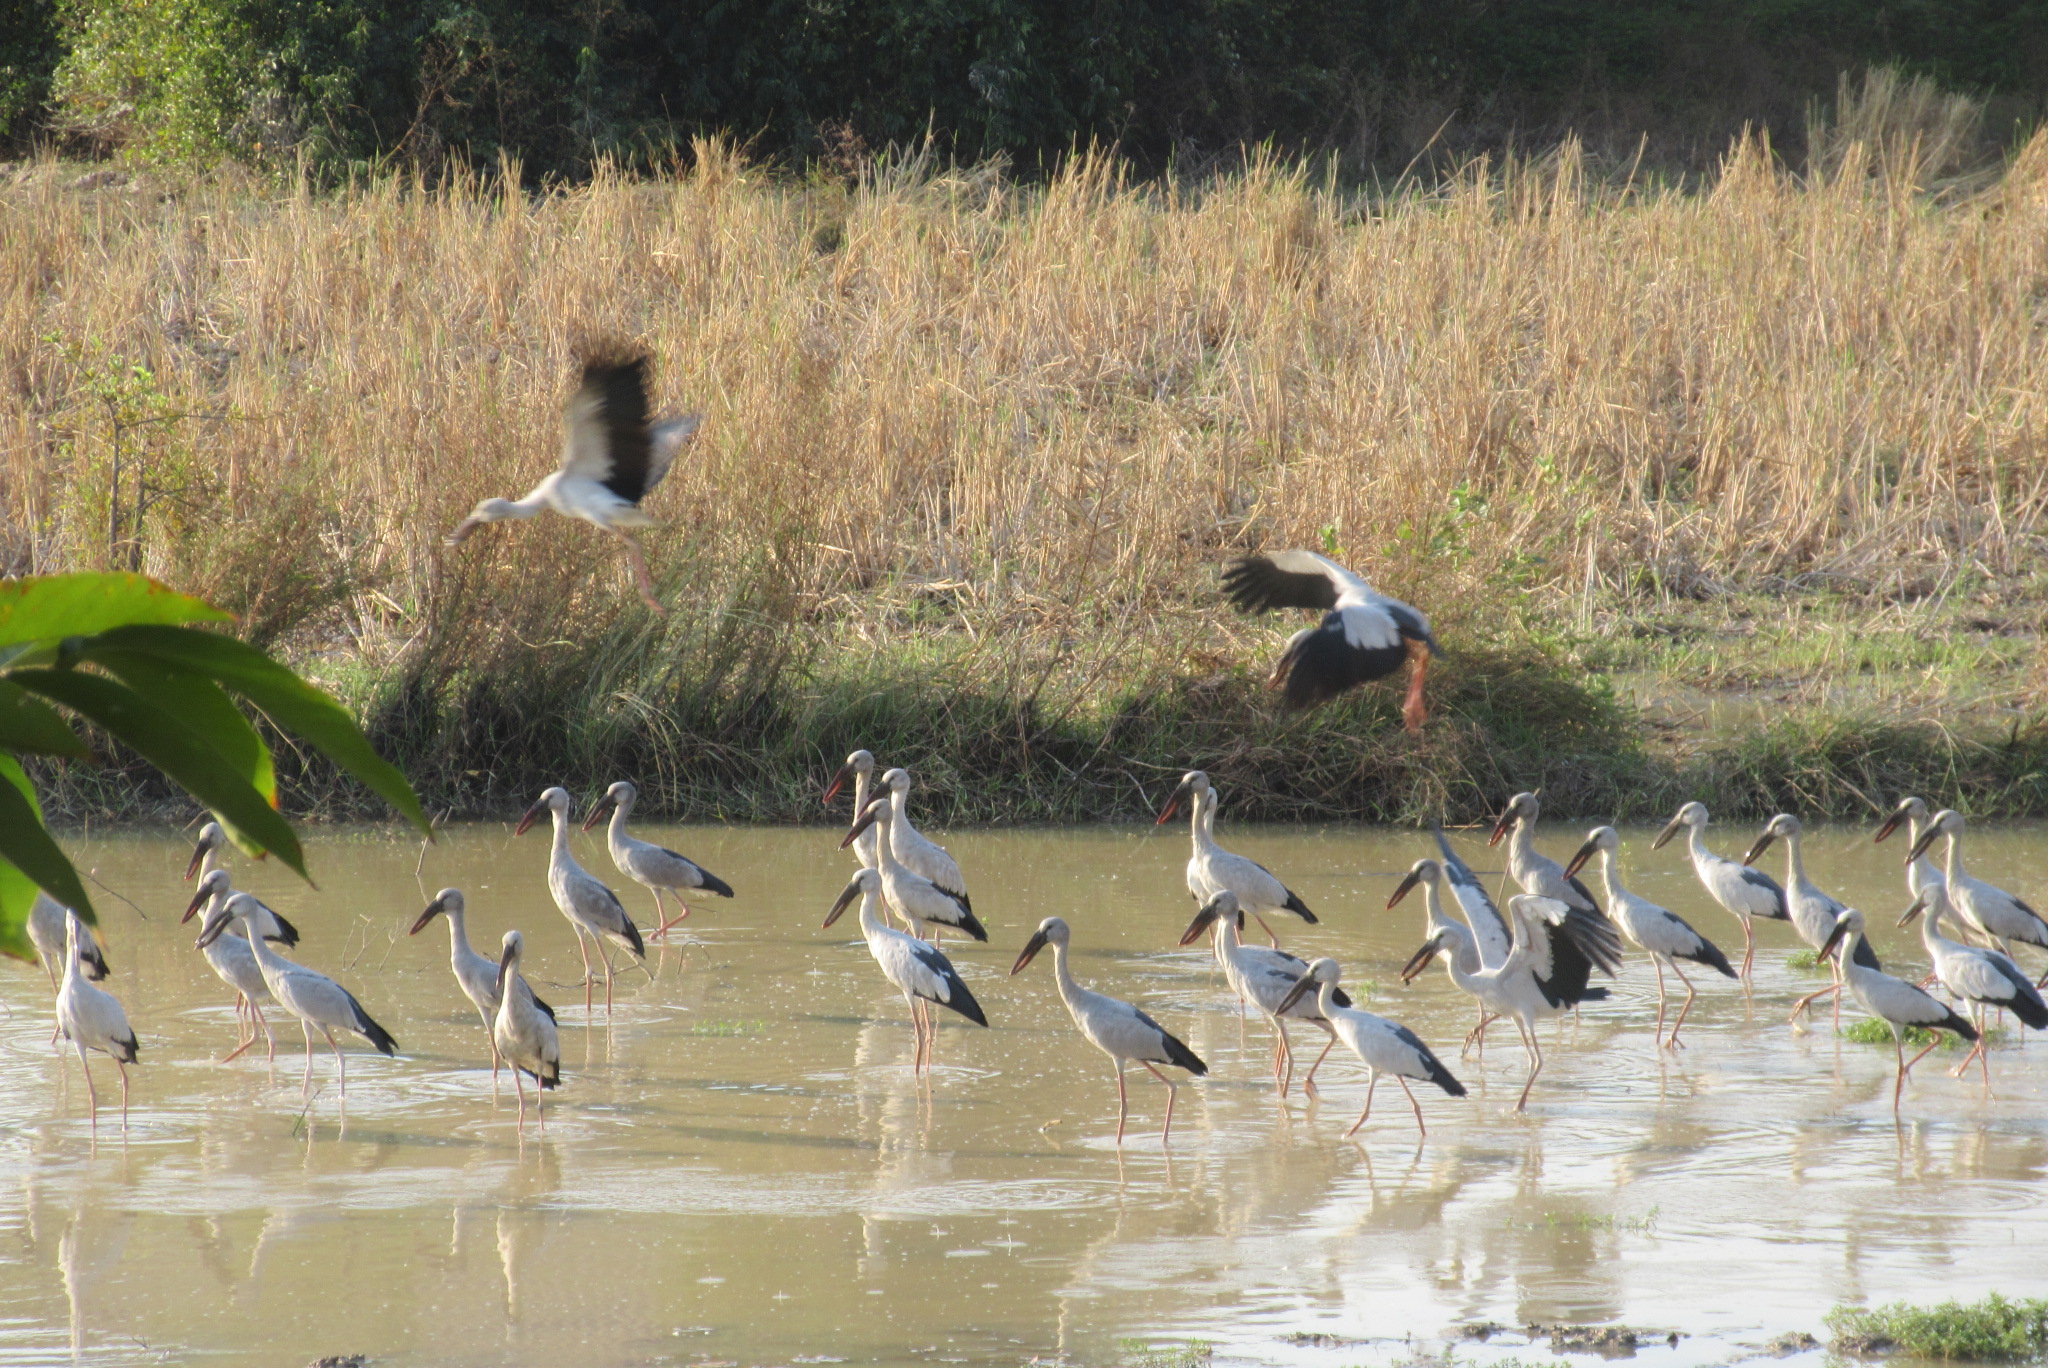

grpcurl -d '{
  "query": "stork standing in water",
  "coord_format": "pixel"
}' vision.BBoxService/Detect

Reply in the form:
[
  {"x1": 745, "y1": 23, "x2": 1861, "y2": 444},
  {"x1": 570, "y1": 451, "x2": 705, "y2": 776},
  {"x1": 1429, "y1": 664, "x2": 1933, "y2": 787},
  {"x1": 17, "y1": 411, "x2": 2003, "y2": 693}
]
[
  {"x1": 1489, "y1": 792, "x2": 1613, "y2": 925},
  {"x1": 411, "y1": 889, "x2": 555, "y2": 1089},
  {"x1": 1220, "y1": 552, "x2": 1438, "y2": 731},
  {"x1": 28, "y1": 893, "x2": 108, "y2": 992},
  {"x1": 1652, "y1": 802, "x2": 1788, "y2": 983},
  {"x1": 183, "y1": 870, "x2": 279, "y2": 1063},
  {"x1": 1899, "y1": 885, "x2": 2048, "y2": 1086},
  {"x1": 1874, "y1": 797, "x2": 1949, "y2": 908},
  {"x1": 582, "y1": 781, "x2": 734, "y2": 942},
  {"x1": 1179, "y1": 892, "x2": 1344, "y2": 1097},
  {"x1": 183, "y1": 823, "x2": 304, "y2": 948},
  {"x1": 1275, "y1": 958, "x2": 1465, "y2": 1137},
  {"x1": 841, "y1": 799, "x2": 987, "y2": 944},
  {"x1": 196, "y1": 893, "x2": 396, "y2": 1111},
  {"x1": 1818, "y1": 908, "x2": 1977, "y2": 1112},
  {"x1": 822, "y1": 750, "x2": 880, "y2": 868},
  {"x1": 874, "y1": 769, "x2": 970, "y2": 913},
  {"x1": 1156, "y1": 770, "x2": 1316, "y2": 948},
  {"x1": 825, "y1": 868, "x2": 987, "y2": 1072},
  {"x1": 55, "y1": 911, "x2": 138, "y2": 1132},
  {"x1": 1564, "y1": 827, "x2": 1736, "y2": 1049},
  {"x1": 493, "y1": 931, "x2": 560, "y2": 1129},
  {"x1": 1905, "y1": 810, "x2": 2048, "y2": 976},
  {"x1": 444, "y1": 350, "x2": 702, "y2": 614},
  {"x1": 1744, "y1": 813, "x2": 1876, "y2": 1028},
  {"x1": 1012, "y1": 917, "x2": 1206, "y2": 1142},
  {"x1": 515, "y1": 787, "x2": 646, "y2": 1017}
]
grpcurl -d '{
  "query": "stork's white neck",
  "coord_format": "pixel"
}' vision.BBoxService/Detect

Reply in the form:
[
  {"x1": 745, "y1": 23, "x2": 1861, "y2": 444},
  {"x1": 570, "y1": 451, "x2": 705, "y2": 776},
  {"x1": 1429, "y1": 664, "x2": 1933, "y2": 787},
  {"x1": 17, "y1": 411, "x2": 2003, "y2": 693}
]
[
  {"x1": 548, "y1": 805, "x2": 574, "y2": 863},
  {"x1": 444, "y1": 907, "x2": 475, "y2": 965},
  {"x1": 1942, "y1": 833, "x2": 1968, "y2": 883},
  {"x1": 1188, "y1": 790, "x2": 1218, "y2": 855},
  {"x1": 241, "y1": 913, "x2": 288, "y2": 974},
  {"x1": 1046, "y1": 938, "x2": 1084, "y2": 1009}
]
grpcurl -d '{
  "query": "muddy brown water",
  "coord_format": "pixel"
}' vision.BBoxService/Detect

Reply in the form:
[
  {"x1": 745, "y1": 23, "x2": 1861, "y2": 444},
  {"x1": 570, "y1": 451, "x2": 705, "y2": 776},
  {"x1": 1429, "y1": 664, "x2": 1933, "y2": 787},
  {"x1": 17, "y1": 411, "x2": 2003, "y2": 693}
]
[{"x1": 5, "y1": 819, "x2": 2048, "y2": 1367}]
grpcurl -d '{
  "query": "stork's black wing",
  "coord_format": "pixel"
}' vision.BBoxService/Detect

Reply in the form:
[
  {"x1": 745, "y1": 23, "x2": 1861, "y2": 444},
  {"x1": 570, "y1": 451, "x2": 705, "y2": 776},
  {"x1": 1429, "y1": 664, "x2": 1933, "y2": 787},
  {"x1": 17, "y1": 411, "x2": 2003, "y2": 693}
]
[
  {"x1": 1222, "y1": 556, "x2": 1338, "y2": 613},
  {"x1": 570, "y1": 353, "x2": 655, "y2": 503}
]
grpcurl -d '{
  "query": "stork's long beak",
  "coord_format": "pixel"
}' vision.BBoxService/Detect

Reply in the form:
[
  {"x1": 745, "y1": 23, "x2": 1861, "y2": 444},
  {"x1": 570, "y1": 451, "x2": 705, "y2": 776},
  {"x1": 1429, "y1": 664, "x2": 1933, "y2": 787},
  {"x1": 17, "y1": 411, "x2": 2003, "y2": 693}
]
[
  {"x1": 195, "y1": 910, "x2": 230, "y2": 950},
  {"x1": 410, "y1": 897, "x2": 446, "y2": 936},
  {"x1": 445, "y1": 516, "x2": 484, "y2": 547},
  {"x1": 822, "y1": 765, "x2": 852, "y2": 807},
  {"x1": 1399, "y1": 938, "x2": 1443, "y2": 983},
  {"x1": 495, "y1": 943, "x2": 515, "y2": 999},
  {"x1": 580, "y1": 801, "x2": 611, "y2": 832},
  {"x1": 840, "y1": 804, "x2": 881, "y2": 851},
  {"x1": 1274, "y1": 972, "x2": 1315, "y2": 1016},
  {"x1": 1817, "y1": 918, "x2": 1850, "y2": 965},
  {"x1": 181, "y1": 888, "x2": 210, "y2": 924},
  {"x1": 1179, "y1": 898, "x2": 1226, "y2": 947},
  {"x1": 1387, "y1": 868, "x2": 1424, "y2": 909},
  {"x1": 1154, "y1": 781, "x2": 1190, "y2": 826},
  {"x1": 1651, "y1": 815, "x2": 1685, "y2": 851},
  {"x1": 1873, "y1": 810, "x2": 1904, "y2": 844},
  {"x1": 513, "y1": 803, "x2": 543, "y2": 837},
  {"x1": 1487, "y1": 810, "x2": 1513, "y2": 848},
  {"x1": 1561, "y1": 838, "x2": 1599, "y2": 883},
  {"x1": 824, "y1": 878, "x2": 863, "y2": 929},
  {"x1": 1898, "y1": 894, "x2": 1928, "y2": 928},
  {"x1": 1011, "y1": 930, "x2": 1050, "y2": 975},
  {"x1": 183, "y1": 840, "x2": 208, "y2": 881},
  {"x1": 1740, "y1": 831, "x2": 1775, "y2": 867},
  {"x1": 1905, "y1": 826, "x2": 1940, "y2": 865}
]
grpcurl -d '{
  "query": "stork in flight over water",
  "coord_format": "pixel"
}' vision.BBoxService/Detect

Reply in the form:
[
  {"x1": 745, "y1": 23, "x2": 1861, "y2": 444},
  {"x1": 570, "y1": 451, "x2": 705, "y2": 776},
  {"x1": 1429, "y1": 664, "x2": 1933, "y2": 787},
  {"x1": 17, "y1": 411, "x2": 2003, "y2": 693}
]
[
  {"x1": 1220, "y1": 552, "x2": 1437, "y2": 731},
  {"x1": 444, "y1": 350, "x2": 702, "y2": 614}
]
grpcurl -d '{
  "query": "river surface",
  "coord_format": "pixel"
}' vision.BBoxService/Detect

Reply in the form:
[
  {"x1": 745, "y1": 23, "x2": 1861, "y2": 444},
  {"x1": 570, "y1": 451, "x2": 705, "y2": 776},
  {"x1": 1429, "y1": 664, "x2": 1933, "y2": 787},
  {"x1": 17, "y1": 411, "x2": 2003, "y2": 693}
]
[{"x1": 4, "y1": 817, "x2": 2048, "y2": 1367}]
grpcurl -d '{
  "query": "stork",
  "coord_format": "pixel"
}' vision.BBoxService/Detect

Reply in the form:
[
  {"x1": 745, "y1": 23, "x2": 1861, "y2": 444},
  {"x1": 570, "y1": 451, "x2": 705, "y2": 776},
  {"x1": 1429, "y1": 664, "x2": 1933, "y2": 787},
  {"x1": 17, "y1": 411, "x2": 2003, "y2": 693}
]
[
  {"x1": 1873, "y1": 796, "x2": 1948, "y2": 907},
  {"x1": 1156, "y1": 770, "x2": 1315, "y2": 948},
  {"x1": 841, "y1": 799, "x2": 987, "y2": 944},
  {"x1": 493, "y1": 931, "x2": 561, "y2": 1130},
  {"x1": 582, "y1": 781, "x2": 734, "y2": 941},
  {"x1": 1275, "y1": 958, "x2": 1465, "y2": 1137},
  {"x1": 185, "y1": 821, "x2": 301, "y2": 945},
  {"x1": 1652, "y1": 802, "x2": 1789, "y2": 982},
  {"x1": 874, "y1": 768, "x2": 970, "y2": 911},
  {"x1": 822, "y1": 749, "x2": 880, "y2": 867},
  {"x1": 1397, "y1": 894, "x2": 1582, "y2": 1111},
  {"x1": 1564, "y1": 826, "x2": 1736, "y2": 1049},
  {"x1": 825, "y1": 868, "x2": 987, "y2": 1072},
  {"x1": 1489, "y1": 793, "x2": 1610, "y2": 923},
  {"x1": 1744, "y1": 813, "x2": 1878, "y2": 1028},
  {"x1": 515, "y1": 787, "x2": 646, "y2": 1017},
  {"x1": 444, "y1": 350, "x2": 702, "y2": 613},
  {"x1": 182, "y1": 870, "x2": 278, "y2": 1063},
  {"x1": 1905, "y1": 810, "x2": 2048, "y2": 974},
  {"x1": 1899, "y1": 885, "x2": 2048, "y2": 1086},
  {"x1": 1220, "y1": 551, "x2": 1437, "y2": 730},
  {"x1": 28, "y1": 892, "x2": 107, "y2": 991},
  {"x1": 196, "y1": 893, "x2": 396, "y2": 1111},
  {"x1": 1818, "y1": 908, "x2": 1976, "y2": 1113},
  {"x1": 1179, "y1": 892, "x2": 1344, "y2": 1097},
  {"x1": 411, "y1": 889, "x2": 555, "y2": 1089},
  {"x1": 1012, "y1": 917, "x2": 1206, "y2": 1142},
  {"x1": 54, "y1": 910, "x2": 138, "y2": 1132}
]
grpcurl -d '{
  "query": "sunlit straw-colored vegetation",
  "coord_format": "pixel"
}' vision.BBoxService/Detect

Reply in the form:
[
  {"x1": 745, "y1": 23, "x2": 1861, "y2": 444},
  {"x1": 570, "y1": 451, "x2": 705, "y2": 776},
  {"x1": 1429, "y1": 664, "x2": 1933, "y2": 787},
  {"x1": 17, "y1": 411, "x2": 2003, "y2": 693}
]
[{"x1": 7, "y1": 71, "x2": 2048, "y2": 823}]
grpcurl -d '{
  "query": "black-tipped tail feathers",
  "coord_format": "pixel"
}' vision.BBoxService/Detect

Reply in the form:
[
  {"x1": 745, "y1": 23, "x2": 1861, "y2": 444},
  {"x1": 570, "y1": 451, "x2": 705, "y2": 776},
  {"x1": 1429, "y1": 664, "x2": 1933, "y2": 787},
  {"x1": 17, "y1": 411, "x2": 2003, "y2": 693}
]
[
  {"x1": 1685, "y1": 936, "x2": 1739, "y2": 979},
  {"x1": 1393, "y1": 1023, "x2": 1465, "y2": 1097},
  {"x1": 349, "y1": 995, "x2": 399, "y2": 1056}
]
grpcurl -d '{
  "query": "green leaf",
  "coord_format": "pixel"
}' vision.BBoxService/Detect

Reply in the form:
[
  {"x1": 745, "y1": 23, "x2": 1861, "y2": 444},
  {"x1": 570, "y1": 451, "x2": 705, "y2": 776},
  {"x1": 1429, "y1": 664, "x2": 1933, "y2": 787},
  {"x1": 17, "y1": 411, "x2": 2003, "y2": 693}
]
[
  {"x1": 92, "y1": 624, "x2": 429, "y2": 835},
  {"x1": 84, "y1": 647, "x2": 276, "y2": 806},
  {"x1": 0, "y1": 755, "x2": 95, "y2": 958},
  {"x1": 11, "y1": 668, "x2": 308, "y2": 879},
  {"x1": 0, "y1": 572, "x2": 229, "y2": 647},
  {"x1": 0, "y1": 681, "x2": 90, "y2": 758}
]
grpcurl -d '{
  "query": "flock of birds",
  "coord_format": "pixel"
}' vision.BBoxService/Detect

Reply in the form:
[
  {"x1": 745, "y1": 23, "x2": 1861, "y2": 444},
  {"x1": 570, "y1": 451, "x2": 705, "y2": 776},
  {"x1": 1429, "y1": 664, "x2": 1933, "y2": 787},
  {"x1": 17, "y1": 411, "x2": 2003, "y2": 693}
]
[{"x1": 24, "y1": 352, "x2": 2048, "y2": 1141}]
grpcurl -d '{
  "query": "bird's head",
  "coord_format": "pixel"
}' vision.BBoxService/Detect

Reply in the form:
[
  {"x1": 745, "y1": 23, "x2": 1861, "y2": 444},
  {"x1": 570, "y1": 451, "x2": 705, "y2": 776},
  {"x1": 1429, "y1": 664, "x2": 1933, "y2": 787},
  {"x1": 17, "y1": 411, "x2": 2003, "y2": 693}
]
[
  {"x1": 1905, "y1": 809, "x2": 1965, "y2": 864},
  {"x1": 1653, "y1": 802, "x2": 1708, "y2": 850},
  {"x1": 822, "y1": 751, "x2": 875, "y2": 806},
  {"x1": 1873, "y1": 796, "x2": 1928, "y2": 845},
  {"x1": 1155, "y1": 771, "x2": 1210, "y2": 825},
  {"x1": 1817, "y1": 907, "x2": 1866, "y2": 965},
  {"x1": 412, "y1": 888, "x2": 463, "y2": 935},
  {"x1": 1742, "y1": 813, "x2": 1800, "y2": 866},
  {"x1": 582, "y1": 780, "x2": 637, "y2": 830},
  {"x1": 1387, "y1": 858, "x2": 1441, "y2": 908},
  {"x1": 185, "y1": 821, "x2": 226, "y2": 880},
  {"x1": 1489, "y1": 792, "x2": 1538, "y2": 847},
  {"x1": 1011, "y1": 916, "x2": 1071, "y2": 974},
  {"x1": 840, "y1": 797, "x2": 892, "y2": 850},
  {"x1": 183, "y1": 868, "x2": 233, "y2": 923},
  {"x1": 495, "y1": 929, "x2": 525, "y2": 997},
  {"x1": 880, "y1": 768, "x2": 911, "y2": 795},
  {"x1": 515, "y1": 787, "x2": 572, "y2": 836},
  {"x1": 1275, "y1": 956, "x2": 1340, "y2": 1015},
  {"x1": 1399, "y1": 931, "x2": 1449, "y2": 983},
  {"x1": 1562, "y1": 825, "x2": 1619, "y2": 883},
  {"x1": 445, "y1": 498, "x2": 518, "y2": 545},
  {"x1": 825, "y1": 868, "x2": 883, "y2": 928},
  {"x1": 1180, "y1": 891, "x2": 1242, "y2": 946}
]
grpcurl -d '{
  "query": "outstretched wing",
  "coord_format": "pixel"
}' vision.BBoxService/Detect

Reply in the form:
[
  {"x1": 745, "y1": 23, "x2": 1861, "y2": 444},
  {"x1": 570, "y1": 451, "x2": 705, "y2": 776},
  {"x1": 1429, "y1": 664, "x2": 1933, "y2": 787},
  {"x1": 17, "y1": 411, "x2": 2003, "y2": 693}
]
[
  {"x1": 561, "y1": 353, "x2": 654, "y2": 503},
  {"x1": 645, "y1": 414, "x2": 703, "y2": 495},
  {"x1": 1223, "y1": 552, "x2": 1350, "y2": 613}
]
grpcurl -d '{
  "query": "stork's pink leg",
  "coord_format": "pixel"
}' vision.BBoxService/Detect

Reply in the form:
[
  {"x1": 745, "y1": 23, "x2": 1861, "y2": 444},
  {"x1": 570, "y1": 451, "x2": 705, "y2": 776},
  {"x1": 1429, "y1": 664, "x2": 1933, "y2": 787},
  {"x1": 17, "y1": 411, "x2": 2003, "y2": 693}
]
[
  {"x1": 1401, "y1": 641, "x2": 1431, "y2": 733},
  {"x1": 618, "y1": 534, "x2": 667, "y2": 615}
]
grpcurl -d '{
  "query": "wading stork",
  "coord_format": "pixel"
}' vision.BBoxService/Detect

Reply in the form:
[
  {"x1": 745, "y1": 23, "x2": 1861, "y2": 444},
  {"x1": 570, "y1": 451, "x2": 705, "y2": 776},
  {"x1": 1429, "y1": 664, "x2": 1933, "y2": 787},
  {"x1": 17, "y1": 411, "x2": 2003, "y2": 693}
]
[
  {"x1": 54, "y1": 910, "x2": 137, "y2": 1132},
  {"x1": 185, "y1": 822, "x2": 301, "y2": 945},
  {"x1": 1489, "y1": 793, "x2": 1610, "y2": 926},
  {"x1": 444, "y1": 350, "x2": 702, "y2": 614},
  {"x1": 196, "y1": 893, "x2": 396, "y2": 1111},
  {"x1": 825, "y1": 868, "x2": 987, "y2": 1072},
  {"x1": 1274, "y1": 957, "x2": 1465, "y2": 1137},
  {"x1": 1652, "y1": 802, "x2": 1788, "y2": 982},
  {"x1": 1564, "y1": 827, "x2": 1736, "y2": 1049},
  {"x1": 875, "y1": 768, "x2": 970, "y2": 910},
  {"x1": 1818, "y1": 907, "x2": 1976, "y2": 1113},
  {"x1": 515, "y1": 787, "x2": 647, "y2": 1017},
  {"x1": 1743, "y1": 813, "x2": 1877, "y2": 1027},
  {"x1": 841, "y1": 798, "x2": 987, "y2": 944},
  {"x1": 411, "y1": 889, "x2": 555, "y2": 1089},
  {"x1": 493, "y1": 931, "x2": 561, "y2": 1130},
  {"x1": 183, "y1": 870, "x2": 278, "y2": 1063},
  {"x1": 1156, "y1": 770, "x2": 1315, "y2": 948},
  {"x1": 1179, "y1": 892, "x2": 1344, "y2": 1097},
  {"x1": 1012, "y1": 917, "x2": 1206, "y2": 1143},
  {"x1": 822, "y1": 749, "x2": 880, "y2": 868},
  {"x1": 1873, "y1": 796, "x2": 1948, "y2": 907},
  {"x1": 1220, "y1": 552, "x2": 1437, "y2": 730},
  {"x1": 1905, "y1": 810, "x2": 2048, "y2": 974},
  {"x1": 1899, "y1": 885, "x2": 2048, "y2": 1086},
  {"x1": 582, "y1": 781, "x2": 734, "y2": 941}
]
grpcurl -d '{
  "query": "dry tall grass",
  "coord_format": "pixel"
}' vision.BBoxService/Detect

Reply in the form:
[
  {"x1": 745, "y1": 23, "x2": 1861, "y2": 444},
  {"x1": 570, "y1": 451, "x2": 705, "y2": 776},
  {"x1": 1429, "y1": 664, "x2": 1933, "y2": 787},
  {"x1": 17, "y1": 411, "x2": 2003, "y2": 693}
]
[{"x1": 6, "y1": 91, "x2": 2048, "y2": 818}]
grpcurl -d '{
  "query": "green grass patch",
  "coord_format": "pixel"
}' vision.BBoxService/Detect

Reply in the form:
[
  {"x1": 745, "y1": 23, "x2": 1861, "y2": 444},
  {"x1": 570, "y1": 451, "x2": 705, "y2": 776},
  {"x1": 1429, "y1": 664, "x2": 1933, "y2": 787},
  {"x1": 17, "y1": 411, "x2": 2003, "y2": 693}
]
[
  {"x1": 1837, "y1": 1019, "x2": 2001, "y2": 1050},
  {"x1": 1788, "y1": 950, "x2": 1820, "y2": 970},
  {"x1": 1118, "y1": 1338, "x2": 1212, "y2": 1368},
  {"x1": 687, "y1": 1019, "x2": 770, "y2": 1037},
  {"x1": 1827, "y1": 1293, "x2": 2048, "y2": 1359}
]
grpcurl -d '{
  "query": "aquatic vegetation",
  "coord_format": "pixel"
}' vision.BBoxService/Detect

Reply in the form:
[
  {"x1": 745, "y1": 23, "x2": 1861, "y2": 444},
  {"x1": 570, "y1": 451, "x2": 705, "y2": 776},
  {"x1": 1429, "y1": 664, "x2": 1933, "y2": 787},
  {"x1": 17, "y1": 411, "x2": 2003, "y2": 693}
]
[
  {"x1": 1118, "y1": 1337, "x2": 1212, "y2": 1368},
  {"x1": 1837, "y1": 1019, "x2": 2003, "y2": 1051},
  {"x1": 1827, "y1": 1293, "x2": 2048, "y2": 1359}
]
